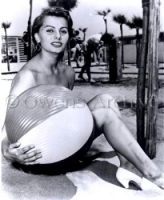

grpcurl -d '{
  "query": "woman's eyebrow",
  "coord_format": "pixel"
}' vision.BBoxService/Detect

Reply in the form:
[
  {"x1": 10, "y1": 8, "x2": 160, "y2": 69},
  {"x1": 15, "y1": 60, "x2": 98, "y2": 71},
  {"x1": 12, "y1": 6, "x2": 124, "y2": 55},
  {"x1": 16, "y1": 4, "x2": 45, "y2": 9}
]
[
  {"x1": 42, "y1": 25, "x2": 68, "y2": 29},
  {"x1": 42, "y1": 25, "x2": 55, "y2": 28},
  {"x1": 60, "y1": 27, "x2": 68, "y2": 29}
]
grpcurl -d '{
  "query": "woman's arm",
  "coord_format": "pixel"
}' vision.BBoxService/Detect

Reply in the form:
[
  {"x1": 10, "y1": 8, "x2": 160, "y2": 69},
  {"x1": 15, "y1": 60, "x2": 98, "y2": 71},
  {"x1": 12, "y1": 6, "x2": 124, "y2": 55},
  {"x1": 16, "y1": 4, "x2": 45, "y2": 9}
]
[
  {"x1": 1, "y1": 136, "x2": 11, "y2": 161},
  {"x1": 2, "y1": 68, "x2": 42, "y2": 165}
]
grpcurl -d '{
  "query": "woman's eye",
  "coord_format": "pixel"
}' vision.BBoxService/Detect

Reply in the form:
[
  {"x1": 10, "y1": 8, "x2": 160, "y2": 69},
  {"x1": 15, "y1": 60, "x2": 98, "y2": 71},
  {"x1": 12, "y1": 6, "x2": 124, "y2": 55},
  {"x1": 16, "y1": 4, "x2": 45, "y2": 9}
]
[
  {"x1": 60, "y1": 29, "x2": 68, "y2": 35},
  {"x1": 46, "y1": 29, "x2": 54, "y2": 33}
]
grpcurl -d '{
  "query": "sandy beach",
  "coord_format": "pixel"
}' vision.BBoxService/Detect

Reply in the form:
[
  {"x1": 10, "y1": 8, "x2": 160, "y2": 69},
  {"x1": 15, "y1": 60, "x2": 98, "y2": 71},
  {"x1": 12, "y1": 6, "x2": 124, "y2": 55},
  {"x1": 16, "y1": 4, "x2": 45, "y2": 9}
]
[{"x1": 1, "y1": 66, "x2": 164, "y2": 199}]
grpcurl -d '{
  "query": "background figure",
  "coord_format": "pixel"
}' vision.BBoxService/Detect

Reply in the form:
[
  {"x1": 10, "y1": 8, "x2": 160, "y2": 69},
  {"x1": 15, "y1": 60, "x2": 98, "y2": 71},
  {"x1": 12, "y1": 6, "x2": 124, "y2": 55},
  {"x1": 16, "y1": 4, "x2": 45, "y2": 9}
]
[
  {"x1": 78, "y1": 33, "x2": 103, "y2": 82},
  {"x1": 73, "y1": 37, "x2": 84, "y2": 68}
]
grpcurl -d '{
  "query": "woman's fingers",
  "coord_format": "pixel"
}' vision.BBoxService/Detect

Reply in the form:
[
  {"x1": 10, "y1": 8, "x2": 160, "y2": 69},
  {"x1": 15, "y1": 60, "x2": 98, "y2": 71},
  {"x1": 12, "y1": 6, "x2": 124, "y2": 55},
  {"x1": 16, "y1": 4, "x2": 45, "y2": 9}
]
[
  {"x1": 8, "y1": 143, "x2": 42, "y2": 165},
  {"x1": 9, "y1": 142, "x2": 21, "y2": 149},
  {"x1": 24, "y1": 150, "x2": 41, "y2": 159},
  {"x1": 23, "y1": 152, "x2": 42, "y2": 165},
  {"x1": 8, "y1": 144, "x2": 35, "y2": 156},
  {"x1": 23, "y1": 160, "x2": 41, "y2": 165},
  {"x1": 18, "y1": 145, "x2": 35, "y2": 154},
  {"x1": 18, "y1": 149, "x2": 42, "y2": 164}
]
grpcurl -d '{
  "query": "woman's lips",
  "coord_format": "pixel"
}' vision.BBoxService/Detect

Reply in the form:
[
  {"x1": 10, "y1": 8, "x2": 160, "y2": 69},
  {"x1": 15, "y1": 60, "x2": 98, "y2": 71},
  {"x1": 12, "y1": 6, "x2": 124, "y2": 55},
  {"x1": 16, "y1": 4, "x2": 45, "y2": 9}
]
[{"x1": 51, "y1": 42, "x2": 62, "y2": 47}]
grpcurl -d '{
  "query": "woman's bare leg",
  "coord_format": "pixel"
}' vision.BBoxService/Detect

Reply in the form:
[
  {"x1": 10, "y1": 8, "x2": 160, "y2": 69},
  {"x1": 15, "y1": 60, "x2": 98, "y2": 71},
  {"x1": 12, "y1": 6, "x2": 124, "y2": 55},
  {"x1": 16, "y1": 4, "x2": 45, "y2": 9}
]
[{"x1": 87, "y1": 94, "x2": 161, "y2": 180}]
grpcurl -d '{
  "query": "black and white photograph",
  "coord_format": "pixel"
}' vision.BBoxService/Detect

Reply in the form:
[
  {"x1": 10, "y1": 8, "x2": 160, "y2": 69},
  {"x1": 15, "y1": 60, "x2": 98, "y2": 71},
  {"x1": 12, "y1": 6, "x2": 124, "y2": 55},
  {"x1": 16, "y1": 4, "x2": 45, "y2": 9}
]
[{"x1": 1, "y1": 0, "x2": 164, "y2": 199}]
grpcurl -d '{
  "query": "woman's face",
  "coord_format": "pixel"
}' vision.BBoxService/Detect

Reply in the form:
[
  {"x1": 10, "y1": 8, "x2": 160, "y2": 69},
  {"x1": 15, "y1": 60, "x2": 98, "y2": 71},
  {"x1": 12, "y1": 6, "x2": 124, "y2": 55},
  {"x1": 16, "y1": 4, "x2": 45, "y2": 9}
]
[{"x1": 35, "y1": 16, "x2": 69, "y2": 54}]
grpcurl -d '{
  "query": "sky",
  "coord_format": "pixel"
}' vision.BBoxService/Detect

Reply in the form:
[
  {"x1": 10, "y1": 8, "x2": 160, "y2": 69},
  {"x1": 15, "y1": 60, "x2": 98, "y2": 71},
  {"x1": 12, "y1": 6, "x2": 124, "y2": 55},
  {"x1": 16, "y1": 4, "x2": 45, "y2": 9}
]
[{"x1": 0, "y1": 0, "x2": 164, "y2": 39}]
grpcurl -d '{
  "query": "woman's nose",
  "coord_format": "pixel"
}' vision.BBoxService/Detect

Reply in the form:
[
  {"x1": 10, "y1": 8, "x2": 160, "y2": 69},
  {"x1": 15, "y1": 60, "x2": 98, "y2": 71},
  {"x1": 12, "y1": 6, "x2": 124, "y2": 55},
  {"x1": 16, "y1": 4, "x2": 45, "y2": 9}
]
[{"x1": 54, "y1": 30, "x2": 61, "y2": 40}]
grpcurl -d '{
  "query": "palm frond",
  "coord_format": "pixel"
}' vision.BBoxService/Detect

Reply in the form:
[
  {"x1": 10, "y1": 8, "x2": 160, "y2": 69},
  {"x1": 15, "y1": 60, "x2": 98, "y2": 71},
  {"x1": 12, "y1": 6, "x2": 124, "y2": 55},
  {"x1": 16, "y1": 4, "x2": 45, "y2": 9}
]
[
  {"x1": 48, "y1": 0, "x2": 78, "y2": 11},
  {"x1": 96, "y1": 8, "x2": 111, "y2": 17},
  {"x1": 132, "y1": 16, "x2": 143, "y2": 28},
  {"x1": 96, "y1": 11, "x2": 104, "y2": 16},
  {"x1": 1, "y1": 22, "x2": 11, "y2": 29},
  {"x1": 79, "y1": 27, "x2": 88, "y2": 32},
  {"x1": 126, "y1": 20, "x2": 136, "y2": 29},
  {"x1": 113, "y1": 14, "x2": 127, "y2": 24}
]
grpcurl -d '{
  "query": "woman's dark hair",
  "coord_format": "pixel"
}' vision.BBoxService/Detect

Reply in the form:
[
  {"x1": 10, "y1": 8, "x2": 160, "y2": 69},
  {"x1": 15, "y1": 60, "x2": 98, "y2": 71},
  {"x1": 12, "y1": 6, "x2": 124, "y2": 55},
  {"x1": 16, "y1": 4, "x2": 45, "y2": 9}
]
[{"x1": 32, "y1": 7, "x2": 73, "y2": 45}]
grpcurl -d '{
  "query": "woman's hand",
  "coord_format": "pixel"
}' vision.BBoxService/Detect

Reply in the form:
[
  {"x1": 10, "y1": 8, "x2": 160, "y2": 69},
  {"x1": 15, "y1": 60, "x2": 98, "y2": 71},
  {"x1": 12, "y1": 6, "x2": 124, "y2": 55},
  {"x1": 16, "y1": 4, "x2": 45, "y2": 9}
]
[{"x1": 2, "y1": 138, "x2": 42, "y2": 165}]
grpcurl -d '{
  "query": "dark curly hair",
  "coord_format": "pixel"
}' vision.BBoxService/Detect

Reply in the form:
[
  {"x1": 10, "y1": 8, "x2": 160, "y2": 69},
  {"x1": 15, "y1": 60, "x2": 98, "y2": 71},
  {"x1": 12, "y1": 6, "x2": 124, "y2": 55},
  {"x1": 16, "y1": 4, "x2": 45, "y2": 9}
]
[{"x1": 32, "y1": 7, "x2": 73, "y2": 45}]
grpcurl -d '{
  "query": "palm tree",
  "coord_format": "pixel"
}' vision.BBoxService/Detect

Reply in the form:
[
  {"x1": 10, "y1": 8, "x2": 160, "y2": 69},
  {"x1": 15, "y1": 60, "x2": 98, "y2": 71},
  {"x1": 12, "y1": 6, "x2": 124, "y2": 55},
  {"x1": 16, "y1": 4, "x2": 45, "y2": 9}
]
[
  {"x1": 132, "y1": 16, "x2": 143, "y2": 67},
  {"x1": 96, "y1": 8, "x2": 111, "y2": 33},
  {"x1": 79, "y1": 27, "x2": 87, "y2": 42},
  {"x1": 132, "y1": 16, "x2": 143, "y2": 35},
  {"x1": 48, "y1": 0, "x2": 78, "y2": 11},
  {"x1": 1, "y1": 22, "x2": 11, "y2": 71},
  {"x1": 96, "y1": 8, "x2": 111, "y2": 75},
  {"x1": 113, "y1": 14, "x2": 127, "y2": 68},
  {"x1": 126, "y1": 16, "x2": 143, "y2": 67},
  {"x1": 27, "y1": 0, "x2": 33, "y2": 60}
]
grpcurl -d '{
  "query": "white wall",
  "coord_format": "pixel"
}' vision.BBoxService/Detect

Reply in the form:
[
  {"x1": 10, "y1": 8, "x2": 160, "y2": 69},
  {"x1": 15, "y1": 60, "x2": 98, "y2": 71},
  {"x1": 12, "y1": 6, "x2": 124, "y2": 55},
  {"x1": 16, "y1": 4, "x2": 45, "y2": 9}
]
[
  {"x1": 123, "y1": 44, "x2": 136, "y2": 64},
  {"x1": 159, "y1": 42, "x2": 164, "y2": 63},
  {"x1": 123, "y1": 42, "x2": 164, "y2": 64}
]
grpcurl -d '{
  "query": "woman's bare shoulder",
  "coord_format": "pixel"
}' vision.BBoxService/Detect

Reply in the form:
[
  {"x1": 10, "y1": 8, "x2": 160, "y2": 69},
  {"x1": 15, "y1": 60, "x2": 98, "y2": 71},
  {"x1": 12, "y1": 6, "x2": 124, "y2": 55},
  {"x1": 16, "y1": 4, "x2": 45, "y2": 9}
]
[
  {"x1": 16, "y1": 55, "x2": 40, "y2": 79},
  {"x1": 10, "y1": 63, "x2": 36, "y2": 99},
  {"x1": 13, "y1": 64, "x2": 35, "y2": 84}
]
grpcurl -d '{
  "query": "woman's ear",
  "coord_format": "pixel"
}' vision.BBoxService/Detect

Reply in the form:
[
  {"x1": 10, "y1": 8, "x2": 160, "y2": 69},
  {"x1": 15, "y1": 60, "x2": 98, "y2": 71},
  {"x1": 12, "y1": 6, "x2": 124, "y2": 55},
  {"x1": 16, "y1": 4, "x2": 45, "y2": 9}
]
[{"x1": 34, "y1": 33, "x2": 41, "y2": 43}]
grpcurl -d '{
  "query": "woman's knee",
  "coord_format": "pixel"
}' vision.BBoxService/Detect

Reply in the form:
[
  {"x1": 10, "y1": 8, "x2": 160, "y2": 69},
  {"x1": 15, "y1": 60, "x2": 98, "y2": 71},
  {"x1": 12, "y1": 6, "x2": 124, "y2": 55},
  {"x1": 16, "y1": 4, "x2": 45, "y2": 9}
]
[
  {"x1": 98, "y1": 93, "x2": 115, "y2": 106},
  {"x1": 100, "y1": 94, "x2": 121, "y2": 117},
  {"x1": 88, "y1": 94, "x2": 120, "y2": 116}
]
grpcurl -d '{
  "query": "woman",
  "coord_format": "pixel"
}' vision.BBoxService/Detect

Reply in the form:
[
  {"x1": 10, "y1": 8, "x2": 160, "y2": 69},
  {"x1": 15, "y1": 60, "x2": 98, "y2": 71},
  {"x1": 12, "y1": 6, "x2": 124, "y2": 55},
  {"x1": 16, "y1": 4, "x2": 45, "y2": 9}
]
[{"x1": 1, "y1": 7, "x2": 164, "y2": 189}]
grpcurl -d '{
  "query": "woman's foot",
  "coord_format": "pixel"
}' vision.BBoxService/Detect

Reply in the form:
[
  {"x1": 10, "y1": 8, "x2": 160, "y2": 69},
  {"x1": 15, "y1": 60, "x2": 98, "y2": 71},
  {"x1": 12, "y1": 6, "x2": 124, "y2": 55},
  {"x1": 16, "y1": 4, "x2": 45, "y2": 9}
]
[
  {"x1": 116, "y1": 167, "x2": 164, "y2": 191},
  {"x1": 116, "y1": 167, "x2": 142, "y2": 189}
]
